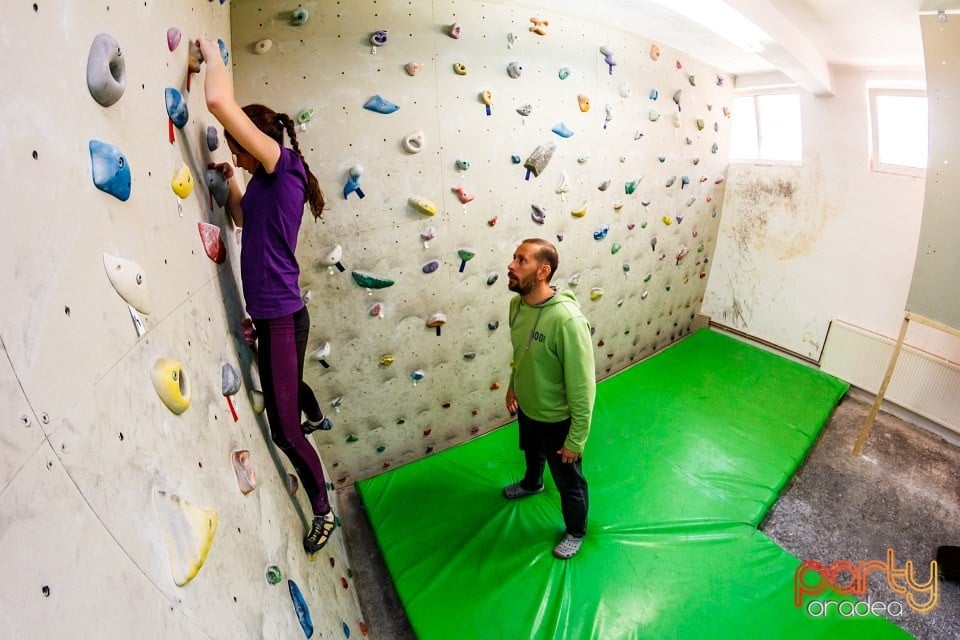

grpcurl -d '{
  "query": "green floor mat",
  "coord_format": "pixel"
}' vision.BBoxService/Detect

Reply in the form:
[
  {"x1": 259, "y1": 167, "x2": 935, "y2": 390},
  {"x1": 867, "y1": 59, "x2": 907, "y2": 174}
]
[{"x1": 356, "y1": 329, "x2": 912, "y2": 639}]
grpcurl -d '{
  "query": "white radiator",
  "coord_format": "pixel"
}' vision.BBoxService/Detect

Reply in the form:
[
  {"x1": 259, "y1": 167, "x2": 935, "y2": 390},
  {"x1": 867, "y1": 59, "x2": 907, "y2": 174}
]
[{"x1": 820, "y1": 320, "x2": 960, "y2": 435}]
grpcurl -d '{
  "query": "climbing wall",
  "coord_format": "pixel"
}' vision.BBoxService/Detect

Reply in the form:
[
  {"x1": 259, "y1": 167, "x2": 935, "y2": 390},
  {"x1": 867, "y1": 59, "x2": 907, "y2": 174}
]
[
  {"x1": 0, "y1": 2, "x2": 364, "y2": 638},
  {"x1": 228, "y1": 0, "x2": 733, "y2": 483}
]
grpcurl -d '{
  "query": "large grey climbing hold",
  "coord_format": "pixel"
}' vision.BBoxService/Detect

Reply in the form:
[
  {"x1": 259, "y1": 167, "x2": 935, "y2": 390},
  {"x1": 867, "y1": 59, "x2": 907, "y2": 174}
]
[{"x1": 87, "y1": 33, "x2": 125, "y2": 107}]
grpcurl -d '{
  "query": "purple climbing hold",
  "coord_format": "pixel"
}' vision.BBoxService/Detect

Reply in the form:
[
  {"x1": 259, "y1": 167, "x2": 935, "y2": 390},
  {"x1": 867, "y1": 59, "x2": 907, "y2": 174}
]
[{"x1": 422, "y1": 260, "x2": 440, "y2": 274}]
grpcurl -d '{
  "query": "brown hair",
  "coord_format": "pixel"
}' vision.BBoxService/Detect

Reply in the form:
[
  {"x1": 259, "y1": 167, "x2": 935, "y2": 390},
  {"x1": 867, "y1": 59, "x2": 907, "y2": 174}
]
[
  {"x1": 225, "y1": 104, "x2": 325, "y2": 220},
  {"x1": 522, "y1": 238, "x2": 559, "y2": 282}
]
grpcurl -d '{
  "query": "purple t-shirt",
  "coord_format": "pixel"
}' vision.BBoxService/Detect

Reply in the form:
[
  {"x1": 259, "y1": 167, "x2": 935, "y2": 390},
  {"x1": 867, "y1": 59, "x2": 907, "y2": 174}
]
[{"x1": 240, "y1": 147, "x2": 308, "y2": 319}]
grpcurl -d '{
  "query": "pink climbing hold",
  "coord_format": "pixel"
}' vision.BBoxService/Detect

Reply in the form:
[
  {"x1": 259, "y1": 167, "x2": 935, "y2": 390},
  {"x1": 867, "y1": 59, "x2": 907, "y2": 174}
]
[
  {"x1": 197, "y1": 222, "x2": 226, "y2": 264},
  {"x1": 452, "y1": 186, "x2": 475, "y2": 204}
]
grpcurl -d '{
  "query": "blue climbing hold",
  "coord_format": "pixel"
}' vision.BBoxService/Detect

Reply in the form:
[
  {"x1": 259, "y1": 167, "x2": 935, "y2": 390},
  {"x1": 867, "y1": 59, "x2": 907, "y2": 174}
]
[
  {"x1": 288, "y1": 580, "x2": 314, "y2": 638},
  {"x1": 165, "y1": 88, "x2": 188, "y2": 129},
  {"x1": 89, "y1": 140, "x2": 132, "y2": 201},
  {"x1": 551, "y1": 122, "x2": 574, "y2": 138},
  {"x1": 511, "y1": 154, "x2": 522, "y2": 164},
  {"x1": 342, "y1": 621, "x2": 351, "y2": 638},
  {"x1": 593, "y1": 223, "x2": 610, "y2": 240},
  {"x1": 217, "y1": 39, "x2": 229, "y2": 65},
  {"x1": 363, "y1": 95, "x2": 399, "y2": 114}
]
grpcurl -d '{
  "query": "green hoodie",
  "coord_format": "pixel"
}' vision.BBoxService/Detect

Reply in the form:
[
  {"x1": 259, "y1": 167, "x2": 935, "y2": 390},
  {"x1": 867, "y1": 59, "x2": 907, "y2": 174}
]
[{"x1": 508, "y1": 289, "x2": 596, "y2": 453}]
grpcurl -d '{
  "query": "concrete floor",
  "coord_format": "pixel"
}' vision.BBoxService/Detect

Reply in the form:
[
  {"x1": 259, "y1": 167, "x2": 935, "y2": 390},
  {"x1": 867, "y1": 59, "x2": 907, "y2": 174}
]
[{"x1": 336, "y1": 394, "x2": 960, "y2": 640}]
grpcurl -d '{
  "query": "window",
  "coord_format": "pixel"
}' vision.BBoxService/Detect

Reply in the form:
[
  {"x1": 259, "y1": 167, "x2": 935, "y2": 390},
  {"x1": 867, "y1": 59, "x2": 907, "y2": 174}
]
[
  {"x1": 729, "y1": 93, "x2": 802, "y2": 163},
  {"x1": 869, "y1": 89, "x2": 927, "y2": 177}
]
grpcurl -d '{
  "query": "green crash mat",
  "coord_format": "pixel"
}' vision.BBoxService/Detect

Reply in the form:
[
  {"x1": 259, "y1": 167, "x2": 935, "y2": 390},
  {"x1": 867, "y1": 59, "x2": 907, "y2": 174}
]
[{"x1": 357, "y1": 329, "x2": 912, "y2": 639}]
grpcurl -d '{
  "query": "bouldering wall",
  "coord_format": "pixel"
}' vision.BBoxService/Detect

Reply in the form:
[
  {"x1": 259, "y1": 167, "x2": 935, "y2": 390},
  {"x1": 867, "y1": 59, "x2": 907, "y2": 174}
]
[
  {"x1": 229, "y1": 0, "x2": 733, "y2": 484},
  {"x1": 0, "y1": 2, "x2": 364, "y2": 638}
]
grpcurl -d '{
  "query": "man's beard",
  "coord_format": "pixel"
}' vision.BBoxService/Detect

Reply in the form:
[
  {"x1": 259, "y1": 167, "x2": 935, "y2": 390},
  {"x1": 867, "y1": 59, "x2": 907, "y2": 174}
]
[{"x1": 508, "y1": 274, "x2": 534, "y2": 295}]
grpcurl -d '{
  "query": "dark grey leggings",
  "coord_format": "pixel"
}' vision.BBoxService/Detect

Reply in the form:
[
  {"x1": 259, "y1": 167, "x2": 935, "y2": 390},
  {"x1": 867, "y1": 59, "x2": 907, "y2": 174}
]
[
  {"x1": 517, "y1": 408, "x2": 589, "y2": 537},
  {"x1": 254, "y1": 306, "x2": 329, "y2": 516}
]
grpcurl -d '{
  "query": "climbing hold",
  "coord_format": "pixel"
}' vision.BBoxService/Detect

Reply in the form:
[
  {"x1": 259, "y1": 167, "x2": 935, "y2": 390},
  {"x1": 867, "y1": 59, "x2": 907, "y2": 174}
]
[
  {"x1": 598, "y1": 179, "x2": 610, "y2": 191},
  {"x1": 681, "y1": 175, "x2": 690, "y2": 189},
  {"x1": 480, "y1": 90, "x2": 493, "y2": 116},
  {"x1": 187, "y1": 40, "x2": 203, "y2": 78},
  {"x1": 673, "y1": 114, "x2": 681, "y2": 128},
  {"x1": 625, "y1": 178, "x2": 641, "y2": 195},
  {"x1": 611, "y1": 243, "x2": 622, "y2": 255},
  {"x1": 370, "y1": 30, "x2": 388, "y2": 47},
  {"x1": 686, "y1": 196, "x2": 696, "y2": 206},
  {"x1": 288, "y1": 580, "x2": 314, "y2": 638},
  {"x1": 650, "y1": 43, "x2": 661, "y2": 61},
  {"x1": 551, "y1": 122, "x2": 573, "y2": 138},
  {"x1": 676, "y1": 246, "x2": 689, "y2": 264},
  {"x1": 648, "y1": 108, "x2": 661, "y2": 122},
  {"x1": 222, "y1": 363, "x2": 241, "y2": 396},
  {"x1": 507, "y1": 32, "x2": 518, "y2": 48},
  {"x1": 696, "y1": 118, "x2": 705, "y2": 131},
  {"x1": 206, "y1": 169, "x2": 230, "y2": 207},
  {"x1": 452, "y1": 185, "x2": 474, "y2": 204},
  {"x1": 665, "y1": 175, "x2": 676, "y2": 188},
  {"x1": 489, "y1": 381, "x2": 502, "y2": 391},
  {"x1": 613, "y1": 201, "x2": 624, "y2": 210},
  {"x1": 250, "y1": 389, "x2": 265, "y2": 414},
  {"x1": 447, "y1": 23, "x2": 462, "y2": 39},
  {"x1": 369, "y1": 302, "x2": 385, "y2": 318},
  {"x1": 297, "y1": 108, "x2": 315, "y2": 125},
  {"x1": 89, "y1": 140, "x2": 132, "y2": 201},
  {"x1": 556, "y1": 172, "x2": 570, "y2": 199},
  {"x1": 463, "y1": 352, "x2": 477, "y2": 361},
  {"x1": 404, "y1": 62, "x2": 423, "y2": 76},
  {"x1": 523, "y1": 142, "x2": 556, "y2": 179},
  {"x1": 171, "y1": 162, "x2": 194, "y2": 199},
  {"x1": 341, "y1": 166, "x2": 364, "y2": 199},
  {"x1": 197, "y1": 222, "x2": 227, "y2": 264},
  {"x1": 529, "y1": 17, "x2": 549, "y2": 35},
  {"x1": 507, "y1": 61, "x2": 523, "y2": 79},
  {"x1": 206, "y1": 126, "x2": 220, "y2": 152},
  {"x1": 604, "y1": 105, "x2": 613, "y2": 128},
  {"x1": 558, "y1": 67, "x2": 571, "y2": 80},
  {"x1": 577, "y1": 94, "x2": 591, "y2": 112},
  {"x1": 641, "y1": 290, "x2": 649, "y2": 299},
  {"x1": 410, "y1": 370, "x2": 425, "y2": 386},
  {"x1": 291, "y1": 8, "x2": 309, "y2": 26},
  {"x1": 87, "y1": 33, "x2": 125, "y2": 107},
  {"x1": 165, "y1": 88, "x2": 188, "y2": 142},
  {"x1": 427, "y1": 312, "x2": 447, "y2": 336},
  {"x1": 154, "y1": 490, "x2": 216, "y2": 587},
  {"x1": 457, "y1": 248, "x2": 476, "y2": 272},
  {"x1": 599, "y1": 46, "x2": 616, "y2": 75},
  {"x1": 649, "y1": 88, "x2": 659, "y2": 101},
  {"x1": 571, "y1": 203, "x2": 588, "y2": 218},
  {"x1": 510, "y1": 155, "x2": 521, "y2": 164},
  {"x1": 650, "y1": 237, "x2": 658, "y2": 251},
  {"x1": 331, "y1": 396, "x2": 344, "y2": 414},
  {"x1": 619, "y1": 83, "x2": 632, "y2": 98},
  {"x1": 452, "y1": 62, "x2": 467, "y2": 76},
  {"x1": 345, "y1": 434, "x2": 359, "y2": 444},
  {"x1": 711, "y1": 142, "x2": 719, "y2": 154},
  {"x1": 578, "y1": 154, "x2": 589, "y2": 164},
  {"x1": 351, "y1": 271, "x2": 395, "y2": 290},
  {"x1": 103, "y1": 253, "x2": 151, "y2": 313},
  {"x1": 401, "y1": 130, "x2": 425, "y2": 154},
  {"x1": 688, "y1": 75, "x2": 696, "y2": 86},
  {"x1": 343, "y1": 621, "x2": 352, "y2": 638},
  {"x1": 723, "y1": 105, "x2": 732, "y2": 118},
  {"x1": 455, "y1": 159, "x2": 470, "y2": 171},
  {"x1": 151, "y1": 358, "x2": 191, "y2": 414},
  {"x1": 662, "y1": 215, "x2": 673, "y2": 225},
  {"x1": 421, "y1": 260, "x2": 440, "y2": 274},
  {"x1": 593, "y1": 223, "x2": 610, "y2": 240},
  {"x1": 672, "y1": 89, "x2": 682, "y2": 111},
  {"x1": 568, "y1": 272, "x2": 581, "y2": 287},
  {"x1": 658, "y1": 156, "x2": 667, "y2": 163},
  {"x1": 166, "y1": 28, "x2": 181, "y2": 52},
  {"x1": 254, "y1": 39, "x2": 273, "y2": 54},
  {"x1": 590, "y1": 288, "x2": 604, "y2": 301},
  {"x1": 320, "y1": 244, "x2": 345, "y2": 273},
  {"x1": 363, "y1": 95, "x2": 399, "y2": 114},
  {"x1": 420, "y1": 226, "x2": 437, "y2": 247},
  {"x1": 530, "y1": 203, "x2": 547, "y2": 225},
  {"x1": 378, "y1": 354, "x2": 394, "y2": 367},
  {"x1": 408, "y1": 196, "x2": 437, "y2": 216},
  {"x1": 488, "y1": 320, "x2": 500, "y2": 331},
  {"x1": 265, "y1": 565, "x2": 282, "y2": 585},
  {"x1": 516, "y1": 103, "x2": 532, "y2": 117},
  {"x1": 643, "y1": 272, "x2": 653, "y2": 282},
  {"x1": 232, "y1": 450, "x2": 257, "y2": 495},
  {"x1": 486, "y1": 272, "x2": 499, "y2": 285},
  {"x1": 310, "y1": 342, "x2": 331, "y2": 368},
  {"x1": 622, "y1": 262, "x2": 630, "y2": 273},
  {"x1": 627, "y1": 222, "x2": 636, "y2": 230}
]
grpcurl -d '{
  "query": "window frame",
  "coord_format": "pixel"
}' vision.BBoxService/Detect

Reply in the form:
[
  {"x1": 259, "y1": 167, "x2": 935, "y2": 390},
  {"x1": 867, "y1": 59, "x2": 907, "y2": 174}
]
[
  {"x1": 729, "y1": 89, "x2": 803, "y2": 166},
  {"x1": 867, "y1": 87, "x2": 927, "y2": 178}
]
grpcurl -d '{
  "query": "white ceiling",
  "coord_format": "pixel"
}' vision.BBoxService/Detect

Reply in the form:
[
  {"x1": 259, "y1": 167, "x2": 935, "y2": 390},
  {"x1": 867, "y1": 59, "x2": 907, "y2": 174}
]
[{"x1": 500, "y1": 0, "x2": 960, "y2": 93}]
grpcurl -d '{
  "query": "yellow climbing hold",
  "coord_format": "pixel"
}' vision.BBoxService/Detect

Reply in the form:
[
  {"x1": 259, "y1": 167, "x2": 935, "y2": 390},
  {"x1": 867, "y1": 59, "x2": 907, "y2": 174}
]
[
  {"x1": 379, "y1": 354, "x2": 395, "y2": 367},
  {"x1": 590, "y1": 287, "x2": 604, "y2": 301},
  {"x1": 571, "y1": 202, "x2": 588, "y2": 218},
  {"x1": 662, "y1": 215, "x2": 673, "y2": 226},
  {"x1": 408, "y1": 196, "x2": 437, "y2": 216},
  {"x1": 151, "y1": 358, "x2": 191, "y2": 415},
  {"x1": 154, "y1": 490, "x2": 217, "y2": 587},
  {"x1": 171, "y1": 162, "x2": 194, "y2": 198}
]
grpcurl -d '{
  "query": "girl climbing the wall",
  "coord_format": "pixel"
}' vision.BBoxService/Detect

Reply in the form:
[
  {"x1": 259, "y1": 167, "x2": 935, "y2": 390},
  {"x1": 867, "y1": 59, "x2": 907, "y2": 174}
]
[{"x1": 197, "y1": 37, "x2": 336, "y2": 554}]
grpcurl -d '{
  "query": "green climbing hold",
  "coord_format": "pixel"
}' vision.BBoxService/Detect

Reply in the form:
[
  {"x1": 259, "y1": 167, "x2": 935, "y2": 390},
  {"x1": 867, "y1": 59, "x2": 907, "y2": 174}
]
[
  {"x1": 611, "y1": 243, "x2": 622, "y2": 255},
  {"x1": 351, "y1": 271, "x2": 395, "y2": 289},
  {"x1": 266, "y1": 565, "x2": 282, "y2": 585},
  {"x1": 346, "y1": 434, "x2": 359, "y2": 443}
]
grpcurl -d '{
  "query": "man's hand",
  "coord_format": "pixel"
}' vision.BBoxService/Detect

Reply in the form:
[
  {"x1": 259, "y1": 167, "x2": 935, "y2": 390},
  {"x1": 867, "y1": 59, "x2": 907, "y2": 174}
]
[
  {"x1": 557, "y1": 446, "x2": 581, "y2": 464},
  {"x1": 505, "y1": 387, "x2": 518, "y2": 415}
]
